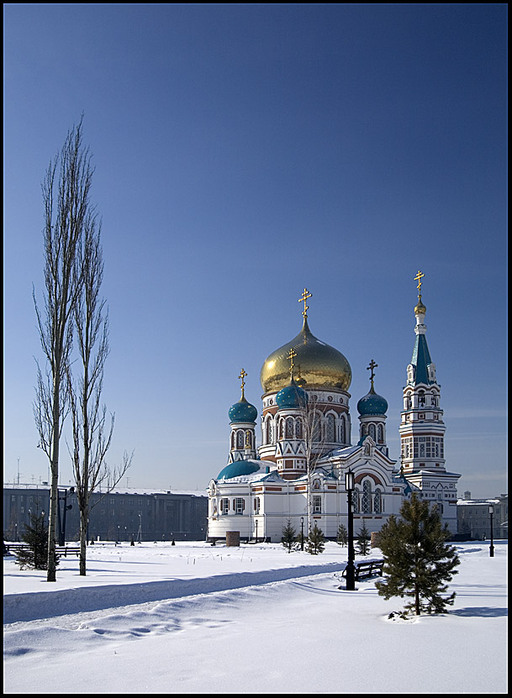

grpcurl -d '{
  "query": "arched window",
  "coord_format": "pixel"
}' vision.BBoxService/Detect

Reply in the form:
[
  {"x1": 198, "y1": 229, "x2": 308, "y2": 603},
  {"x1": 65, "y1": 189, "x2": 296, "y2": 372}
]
[
  {"x1": 236, "y1": 430, "x2": 244, "y2": 449},
  {"x1": 374, "y1": 488, "x2": 382, "y2": 513},
  {"x1": 285, "y1": 417, "x2": 294, "y2": 439},
  {"x1": 312, "y1": 412, "x2": 321, "y2": 442},
  {"x1": 339, "y1": 417, "x2": 345, "y2": 443},
  {"x1": 326, "y1": 414, "x2": 335, "y2": 442},
  {"x1": 296, "y1": 417, "x2": 303, "y2": 439},
  {"x1": 352, "y1": 487, "x2": 360, "y2": 513},
  {"x1": 377, "y1": 424, "x2": 384, "y2": 443},
  {"x1": 362, "y1": 480, "x2": 372, "y2": 513},
  {"x1": 369, "y1": 423, "x2": 376, "y2": 440},
  {"x1": 265, "y1": 418, "x2": 272, "y2": 445}
]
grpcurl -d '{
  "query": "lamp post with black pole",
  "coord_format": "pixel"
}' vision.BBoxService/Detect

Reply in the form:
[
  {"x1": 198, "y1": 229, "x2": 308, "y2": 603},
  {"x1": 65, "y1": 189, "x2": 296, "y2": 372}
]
[
  {"x1": 56, "y1": 486, "x2": 74, "y2": 546},
  {"x1": 488, "y1": 504, "x2": 495, "y2": 558},
  {"x1": 344, "y1": 469, "x2": 356, "y2": 591},
  {"x1": 300, "y1": 516, "x2": 304, "y2": 551}
]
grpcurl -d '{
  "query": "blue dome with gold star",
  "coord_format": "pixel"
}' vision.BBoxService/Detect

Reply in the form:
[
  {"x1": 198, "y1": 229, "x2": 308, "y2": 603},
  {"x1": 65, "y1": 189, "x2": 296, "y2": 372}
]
[
  {"x1": 276, "y1": 379, "x2": 309, "y2": 409},
  {"x1": 217, "y1": 459, "x2": 261, "y2": 480},
  {"x1": 357, "y1": 388, "x2": 388, "y2": 416},
  {"x1": 228, "y1": 396, "x2": 257, "y2": 424}
]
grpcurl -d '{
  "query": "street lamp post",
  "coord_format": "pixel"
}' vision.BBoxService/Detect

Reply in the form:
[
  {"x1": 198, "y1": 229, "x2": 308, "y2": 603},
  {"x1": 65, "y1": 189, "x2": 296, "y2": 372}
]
[
  {"x1": 488, "y1": 504, "x2": 495, "y2": 557},
  {"x1": 344, "y1": 469, "x2": 356, "y2": 591},
  {"x1": 300, "y1": 516, "x2": 304, "y2": 551},
  {"x1": 57, "y1": 486, "x2": 74, "y2": 546}
]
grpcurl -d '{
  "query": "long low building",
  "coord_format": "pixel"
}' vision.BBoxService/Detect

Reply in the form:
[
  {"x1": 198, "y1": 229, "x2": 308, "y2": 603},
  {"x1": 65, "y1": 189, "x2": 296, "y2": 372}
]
[
  {"x1": 457, "y1": 493, "x2": 508, "y2": 540},
  {"x1": 3, "y1": 484, "x2": 208, "y2": 542}
]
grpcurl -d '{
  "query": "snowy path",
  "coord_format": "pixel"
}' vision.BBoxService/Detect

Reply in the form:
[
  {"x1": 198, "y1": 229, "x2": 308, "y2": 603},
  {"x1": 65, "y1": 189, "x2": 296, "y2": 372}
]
[{"x1": 3, "y1": 559, "x2": 348, "y2": 623}]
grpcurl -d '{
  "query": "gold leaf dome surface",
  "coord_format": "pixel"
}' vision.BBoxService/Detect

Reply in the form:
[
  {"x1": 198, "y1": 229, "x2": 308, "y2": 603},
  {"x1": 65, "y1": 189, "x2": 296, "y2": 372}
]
[{"x1": 260, "y1": 319, "x2": 352, "y2": 394}]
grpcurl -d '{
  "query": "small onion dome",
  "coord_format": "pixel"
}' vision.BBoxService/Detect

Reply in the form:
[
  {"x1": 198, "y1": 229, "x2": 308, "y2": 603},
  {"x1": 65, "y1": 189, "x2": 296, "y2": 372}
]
[
  {"x1": 228, "y1": 396, "x2": 257, "y2": 424},
  {"x1": 414, "y1": 298, "x2": 427, "y2": 316},
  {"x1": 217, "y1": 459, "x2": 261, "y2": 480},
  {"x1": 276, "y1": 379, "x2": 309, "y2": 410},
  {"x1": 357, "y1": 387, "x2": 388, "y2": 416}
]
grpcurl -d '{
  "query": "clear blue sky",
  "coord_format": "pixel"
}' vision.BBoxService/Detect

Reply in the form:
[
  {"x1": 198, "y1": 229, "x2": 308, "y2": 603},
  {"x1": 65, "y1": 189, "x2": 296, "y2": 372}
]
[{"x1": 4, "y1": 4, "x2": 508, "y2": 498}]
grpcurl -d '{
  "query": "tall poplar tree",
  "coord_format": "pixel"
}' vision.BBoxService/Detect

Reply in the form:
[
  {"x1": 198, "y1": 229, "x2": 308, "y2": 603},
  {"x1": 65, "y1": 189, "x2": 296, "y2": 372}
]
[{"x1": 34, "y1": 118, "x2": 90, "y2": 581}]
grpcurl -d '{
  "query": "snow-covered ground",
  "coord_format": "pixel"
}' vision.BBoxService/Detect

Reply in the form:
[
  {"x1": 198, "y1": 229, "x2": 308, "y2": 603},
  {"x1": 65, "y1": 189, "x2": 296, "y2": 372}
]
[{"x1": 3, "y1": 540, "x2": 508, "y2": 694}]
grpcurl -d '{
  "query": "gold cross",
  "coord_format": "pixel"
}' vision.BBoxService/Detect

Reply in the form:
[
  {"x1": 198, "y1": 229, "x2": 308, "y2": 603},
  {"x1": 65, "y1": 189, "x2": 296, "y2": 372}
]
[
  {"x1": 287, "y1": 348, "x2": 297, "y2": 378},
  {"x1": 367, "y1": 359, "x2": 378, "y2": 388},
  {"x1": 238, "y1": 368, "x2": 247, "y2": 398},
  {"x1": 298, "y1": 288, "x2": 312, "y2": 319},
  {"x1": 414, "y1": 270, "x2": 425, "y2": 295}
]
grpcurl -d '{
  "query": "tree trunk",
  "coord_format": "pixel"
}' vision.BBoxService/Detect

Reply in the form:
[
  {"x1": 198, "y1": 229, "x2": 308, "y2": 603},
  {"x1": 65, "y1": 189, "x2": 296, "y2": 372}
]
[
  {"x1": 79, "y1": 505, "x2": 89, "y2": 576},
  {"x1": 47, "y1": 385, "x2": 61, "y2": 582}
]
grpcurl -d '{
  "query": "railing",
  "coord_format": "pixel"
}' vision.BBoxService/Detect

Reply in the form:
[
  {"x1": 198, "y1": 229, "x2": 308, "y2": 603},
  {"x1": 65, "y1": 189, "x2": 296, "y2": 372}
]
[{"x1": 4, "y1": 542, "x2": 80, "y2": 557}]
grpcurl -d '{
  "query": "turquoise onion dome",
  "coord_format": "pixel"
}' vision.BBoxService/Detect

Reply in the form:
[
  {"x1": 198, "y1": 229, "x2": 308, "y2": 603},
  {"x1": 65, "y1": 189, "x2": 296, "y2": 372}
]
[
  {"x1": 357, "y1": 387, "x2": 388, "y2": 416},
  {"x1": 276, "y1": 379, "x2": 309, "y2": 410},
  {"x1": 217, "y1": 459, "x2": 261, "y2": 480},
  {"x1": 228, "y1": 396, "x2": 257, "y2": 424}
]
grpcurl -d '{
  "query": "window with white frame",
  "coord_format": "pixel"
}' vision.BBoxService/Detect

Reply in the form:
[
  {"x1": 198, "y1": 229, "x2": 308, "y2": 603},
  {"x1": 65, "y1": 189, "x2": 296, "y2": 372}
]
[
  {"x1": 362, "y1": 480, "x2": 372, "y2": 513},
  {"x1": 374, "y1": 488, "x2": 382, "y2": 513},
  {"x1": 254, "y1": 497, "x2": 260, "y2": 514},
  {"x1": 234, "y1": 497, "x2": 245, "y2": 514},
  {"x1": 313, "y1": 495, "x2": 322, "y2": 513},
  {"x1": 220, "y1": 498, "x2": 229, "y2": 515}
]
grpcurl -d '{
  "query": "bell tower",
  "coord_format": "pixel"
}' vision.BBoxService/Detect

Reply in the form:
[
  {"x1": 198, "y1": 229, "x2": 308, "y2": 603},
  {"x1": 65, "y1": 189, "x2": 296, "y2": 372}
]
[{"x1": 399, "y1": 271, "x2": 446, "y2": 475}]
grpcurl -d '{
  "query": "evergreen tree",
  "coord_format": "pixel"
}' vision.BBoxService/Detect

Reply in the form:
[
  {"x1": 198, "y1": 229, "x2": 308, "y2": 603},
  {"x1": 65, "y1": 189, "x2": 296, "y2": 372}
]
[
  {"x1": 16, "y1": 512, "x2": 59, "y2": 571},
  {"x1": 336, "y1": 522, "x2": 348, "y2": 546},
  {"x1": 375, "y1": 493, "x2": 460, "y2": 616},
  {"x1": 356, "y1": 520, "x2": 371, "y2": 555},
  {"x1": 306, "y1": 522, "x2": 325, "y2": 555},
  {"x1": 281, "y1": 519, "x2": 297, "y2": 552}
]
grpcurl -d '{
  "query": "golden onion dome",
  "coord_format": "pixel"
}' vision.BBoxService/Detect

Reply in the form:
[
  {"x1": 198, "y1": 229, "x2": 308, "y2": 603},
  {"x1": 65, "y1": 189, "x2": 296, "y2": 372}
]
[
  {"x1": 414, "y1": 298, "x2": 427, "y2": 316},
  {"x1": 260, "y1": 318, "x2": 352, "y2": 394}
]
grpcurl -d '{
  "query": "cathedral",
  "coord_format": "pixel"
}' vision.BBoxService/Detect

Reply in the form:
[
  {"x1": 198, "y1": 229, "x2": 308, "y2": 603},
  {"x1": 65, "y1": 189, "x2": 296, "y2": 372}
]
[{"x1": 207, "y1": 273, "x2": 460, "y2": 543}]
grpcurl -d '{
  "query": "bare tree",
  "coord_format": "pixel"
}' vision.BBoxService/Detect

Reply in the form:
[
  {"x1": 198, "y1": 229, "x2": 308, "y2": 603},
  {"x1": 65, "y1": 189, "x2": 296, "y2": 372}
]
[
  {"x1": 67, "y1": 212, "x2": 131, "y2": 574},
  {"x1": 292, "y1": 392, "x2": 329, "y2": 537},
  {"x1": 33, "y1": 118, "x2": 91, "y2": 581}
]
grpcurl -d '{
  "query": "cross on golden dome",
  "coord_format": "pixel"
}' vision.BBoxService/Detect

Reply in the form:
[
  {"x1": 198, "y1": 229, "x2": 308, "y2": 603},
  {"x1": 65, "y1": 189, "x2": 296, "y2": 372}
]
[
  {"x1": 298, "y1": 288, "x2": 312, "y2": 319},
  {"x1": 287, "y1": 347, "x2": 297, "y2": 378}
]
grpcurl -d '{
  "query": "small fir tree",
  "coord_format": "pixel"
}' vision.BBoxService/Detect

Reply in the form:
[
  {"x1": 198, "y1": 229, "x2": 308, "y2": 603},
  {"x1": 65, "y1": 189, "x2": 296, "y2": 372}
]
[
  {"x1": 16, "y1": 512, "x2": 59, "y2": 571},
  {"x1": 356, "y1": 520, "x2": 371, "y2": 555},
  {"x1": 375, "y1": 493, "x2": 460, "y2": 616},
  {"x1": 336, "y1": 522, "x2": 348, "y2": 546},
  {"x1": 281, "y1": 519, "x2": 297, "y2": 552},
  {"x1": 306, "y1": 523, "x2": 325, "y2": 555}
]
